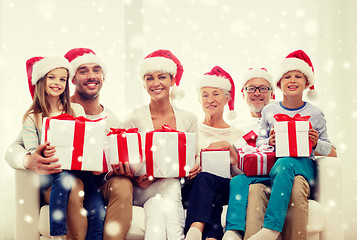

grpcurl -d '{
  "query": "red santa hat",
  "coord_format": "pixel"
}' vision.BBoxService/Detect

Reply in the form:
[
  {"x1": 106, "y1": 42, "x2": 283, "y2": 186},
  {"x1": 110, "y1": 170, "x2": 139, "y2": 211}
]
[
  {"x1": 138, "y1": 49, "x2": 184, "y2": 86},
  {"x1": 64, "y1": 48, "x2": 106, "y2": 77},
  {"x1": 26, "y1": 56, "x2": 72, "y2": 98},
  {"x1": 275, "y1": 50, "x2": 317, "y2": 99},
  {"x1": 197, "y1": 66, "x2": 235, "y2": 111}
]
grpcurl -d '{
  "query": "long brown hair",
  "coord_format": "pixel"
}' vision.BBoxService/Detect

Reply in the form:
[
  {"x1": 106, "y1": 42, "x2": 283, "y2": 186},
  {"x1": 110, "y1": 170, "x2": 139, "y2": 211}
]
[{"x1": 22, "y1": 68, "x2": 73, "y2": 127}]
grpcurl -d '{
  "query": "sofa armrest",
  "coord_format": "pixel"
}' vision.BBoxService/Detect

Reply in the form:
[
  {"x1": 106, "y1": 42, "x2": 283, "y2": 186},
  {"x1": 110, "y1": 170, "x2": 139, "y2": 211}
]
[
  {"x1": 15, "y1": 169, "x2": 40, "y2": 240},
  {"x1": 315, "y1": 157, "x2": 343, "y2": 240}
]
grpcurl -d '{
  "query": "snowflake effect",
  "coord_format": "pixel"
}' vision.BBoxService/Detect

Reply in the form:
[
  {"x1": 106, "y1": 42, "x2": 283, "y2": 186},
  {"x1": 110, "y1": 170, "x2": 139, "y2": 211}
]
[
  {"x1": 52, "y1": 209, "x2": 65, "y2": 222},
  {"x1": 24, "y1": 215, "x2": 33, "y2": 223},
  {"x1": 105, "y1": 221, "x2": 121, "y2": 237}
]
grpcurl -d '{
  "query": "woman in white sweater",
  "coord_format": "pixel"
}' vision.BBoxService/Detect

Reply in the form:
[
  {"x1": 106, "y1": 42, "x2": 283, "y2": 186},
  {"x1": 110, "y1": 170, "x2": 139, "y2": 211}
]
[
  {"x1": 183, "y1": 66, "x2": 244, "y2": 240},
  {"x1": 123, "y1": 49, "x2": 198, "y2": 240}
]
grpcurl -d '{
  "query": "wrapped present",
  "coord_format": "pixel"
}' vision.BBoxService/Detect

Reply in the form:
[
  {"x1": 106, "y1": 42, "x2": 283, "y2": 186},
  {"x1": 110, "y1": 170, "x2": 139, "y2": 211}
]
[
  {"x1": 138, "y1": 125, "x2": 196, "y2": 178},
  {"x1": 200, "y1": 148, "x2": 230, "y2": 178},
  {"x1": 41, "y1": 113, "x2": 106, "y2": 171},
  {"x1": 233, "y1": 130, "x2": 258, "y2": 149},
  {"x1": 238, "y1": 145, "x2": 276, "y2": 176},
  {"x1": 105, "y1": 128, "x2": 143, "y2": 174},
  {"x1": 274, "y1": 114, "x2": 313, "y2": 157}
]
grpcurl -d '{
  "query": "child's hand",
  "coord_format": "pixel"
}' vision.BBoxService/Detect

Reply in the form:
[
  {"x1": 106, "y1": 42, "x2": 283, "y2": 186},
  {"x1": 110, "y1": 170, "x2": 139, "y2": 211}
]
[
  {"x1": 42, "y1": 141, "x2": 56, "y2": 158},
  {"x1": 268, "y1": 129, "x2": 275, "y2": 146},
  {"x1": 309, "y1": 129, "x2": 319, "y2": 148}
]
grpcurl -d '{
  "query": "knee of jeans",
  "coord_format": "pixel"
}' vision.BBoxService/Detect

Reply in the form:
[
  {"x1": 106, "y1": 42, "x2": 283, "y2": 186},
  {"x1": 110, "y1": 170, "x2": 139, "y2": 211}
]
[
  {"x1": 290, "y1": 176, "x2": 310, "y2": 203},
  {"x1": 249, "y1": 183, "x2": 270, "y2": 200},
  {"x1": 229, "y1": 174, "x2": 245, "y2": 188},
  {"x1": 270, "y1": 157, "x2": 295, "y2": 177},
  {"x1": 107, "y1": 176, "x2": 133, "y2": 199},
  {"x1": 198, "y1": 172, "x2": 218, "y2": 182},
  {"x1": 68, "y1": 178, "x2": 85, "y2": 206}
]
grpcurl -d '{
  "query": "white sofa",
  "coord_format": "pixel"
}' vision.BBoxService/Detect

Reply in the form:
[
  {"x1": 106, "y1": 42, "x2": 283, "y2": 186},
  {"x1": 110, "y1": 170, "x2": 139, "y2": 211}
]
[{"x1": 14, "y1": 157, "x2": 343, "y2": 240}]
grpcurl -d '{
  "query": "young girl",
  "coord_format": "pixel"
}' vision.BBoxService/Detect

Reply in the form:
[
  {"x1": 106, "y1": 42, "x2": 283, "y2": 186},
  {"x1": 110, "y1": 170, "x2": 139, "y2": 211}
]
[
  {"x1": 22, "y1": 56, "x2": 105, "y2": 239},
  {"x1": 225, "y1": 50, "x2": 332, "y2": 240},
  {"x1": 123, "y1": 49, "x2": 198, "y2": 240}
]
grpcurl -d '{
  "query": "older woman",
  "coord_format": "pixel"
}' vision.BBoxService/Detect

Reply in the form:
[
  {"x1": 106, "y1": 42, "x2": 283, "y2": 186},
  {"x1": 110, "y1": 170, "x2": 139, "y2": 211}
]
[
  {"x1": 123, "y1": 49, "x2": 198, "y2": 240},
  {"x1": 183, "y1": 66, "x2": 244, "y2": 240}
]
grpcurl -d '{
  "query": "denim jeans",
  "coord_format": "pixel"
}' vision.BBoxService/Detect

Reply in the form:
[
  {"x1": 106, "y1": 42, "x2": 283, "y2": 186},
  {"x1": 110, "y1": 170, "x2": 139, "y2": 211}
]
[
  {"x1": 183, "y1": 172, "x2": 231, "y2": 240},
  {"x1": 41, "y1": 171, "x2": 105, "y2": 239}
]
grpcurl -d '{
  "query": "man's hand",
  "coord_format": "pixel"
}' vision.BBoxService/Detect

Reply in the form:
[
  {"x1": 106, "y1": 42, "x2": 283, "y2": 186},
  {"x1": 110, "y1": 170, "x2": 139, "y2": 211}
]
[
  {"x1": 23, "y1": 143, "x2": 61, "y2": 175},
  {"x1": 134, "y1": 174, "x2": 155, "y2": 188},
  {"x1": 105, "y1": 162, "x2": 135, "y2": 181}
]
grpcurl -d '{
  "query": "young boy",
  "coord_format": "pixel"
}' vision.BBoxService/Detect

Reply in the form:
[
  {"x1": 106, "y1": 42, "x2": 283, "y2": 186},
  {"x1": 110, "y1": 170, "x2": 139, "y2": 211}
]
[
  {"x1": 248, "y1": 50, "x2": 332, "y2": 240},
  {"x1": 223, "y1": 50, "x2": 332, "y2": 240}
]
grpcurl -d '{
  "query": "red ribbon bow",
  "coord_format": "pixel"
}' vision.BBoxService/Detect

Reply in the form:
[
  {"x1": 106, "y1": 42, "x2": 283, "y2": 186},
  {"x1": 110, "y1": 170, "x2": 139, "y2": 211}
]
[
  {"x1": 273, "y1": 113, "x2": 311, "y2": 122},
  {"x1": 44, "y1": 113, "x2": 106, "y2": 170},
  {"x1": 107, "y1": 128, "x2": 139, "y2": 136}
]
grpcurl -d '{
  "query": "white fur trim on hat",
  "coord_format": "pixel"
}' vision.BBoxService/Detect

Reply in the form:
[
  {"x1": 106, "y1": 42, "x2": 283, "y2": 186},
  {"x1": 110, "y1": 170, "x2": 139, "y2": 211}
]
[
  {"x1": 197, "y1": 75, "x2": 231, "y2": 91},
  {"x1": 138, "y1": 57, "x2": 177, "y2": 79},
  {"x1": 32, "y1": 57, "x2": 73, "y2": 85},
  {"x1": 242, "y1": 68, "x2": 274, "y2": 90},
  {"x1": 275, "y1": 58, "x2": 314, "y2": 87},
  {"x1": 70, "y1": 53, "x2": 106, "y2": 77}
]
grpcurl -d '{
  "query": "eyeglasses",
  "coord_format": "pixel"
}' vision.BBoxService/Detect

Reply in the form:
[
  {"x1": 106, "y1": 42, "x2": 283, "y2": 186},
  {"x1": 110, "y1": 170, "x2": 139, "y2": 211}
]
[{"x1": 244, "y1": 86, "x2": 272, "y2": 93}]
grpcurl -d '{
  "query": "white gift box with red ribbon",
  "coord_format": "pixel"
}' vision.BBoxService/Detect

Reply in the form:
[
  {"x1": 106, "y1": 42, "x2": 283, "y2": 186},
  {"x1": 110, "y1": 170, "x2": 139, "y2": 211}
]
[
  {"x1": 41, "y1": 114, "x2": 106, "y2": 171},
  {"x1": 136, "y1": 125, "x2": 196, "y2": 178},
  {"x1": 274, "y1": 114, "x2": 313, "y2": 157},
  {"x1": 238, "y1": 145, "x2": 276, "y2": 176},
  {"x1": 105, "y1": 128, "x2": 143, "y2": 174},
  {"x1": 200, "y1": 149, "x2": 230, "y2": 178}
]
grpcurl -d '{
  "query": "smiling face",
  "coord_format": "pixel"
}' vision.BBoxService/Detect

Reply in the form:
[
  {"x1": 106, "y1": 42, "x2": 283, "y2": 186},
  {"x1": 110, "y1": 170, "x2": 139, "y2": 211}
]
[
  {"x1": 278, "y1": 70, "x2": 308, "y2": 97},
  {"x1": 243, "y1": 78, "x2": 273, "y2": 116},
  {"x1": 200, "y1": 87, "x2": 229, "y2": 118},
  {"x1": 45, "y1": 68, "x2": 68, "y2": 99},
  {"x1": 143, "y1": 71, "x2": 175, "y2": 101},
  {"x1": 72, "y1": 63, "x2": 104, "y2": 100}
]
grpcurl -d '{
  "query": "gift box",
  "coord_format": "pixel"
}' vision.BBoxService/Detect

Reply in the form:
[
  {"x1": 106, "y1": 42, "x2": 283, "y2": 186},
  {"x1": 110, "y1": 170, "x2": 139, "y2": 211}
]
[
  {"x1": 233, "y1": 130, "x2": 258, "y2": 150},
  {"x1": 105, "y1": 128, "x2": 143, "y2": 174},
  {"x1": 238, "y1": 145, "x2": 276, "y2": 176},
  {"x1": 137, "y1": 125, "x2": 196, "y2": 178},
  {"x1": 200, "y1": 149, "x2": 230, "y2": 178},
  {"x1": 274, "y1": 114, "x2": 313, "y2": 157},
  {"x1": 41, "y1": 113, "x2": 106, "y2": 171}
]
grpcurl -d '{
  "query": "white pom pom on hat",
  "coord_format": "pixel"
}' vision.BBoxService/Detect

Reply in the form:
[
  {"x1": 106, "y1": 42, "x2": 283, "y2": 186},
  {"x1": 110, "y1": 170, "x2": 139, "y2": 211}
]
[{"x1": 275, "y1": 49, "x2": 317, "y2": 99}]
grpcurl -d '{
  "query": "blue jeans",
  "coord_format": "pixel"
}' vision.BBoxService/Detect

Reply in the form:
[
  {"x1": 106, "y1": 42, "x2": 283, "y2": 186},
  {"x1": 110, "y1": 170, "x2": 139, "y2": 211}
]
[
  {"x1": 225, "y1": 175, "x2": 270, "y2": 234},
  {"x1": 226, "y1": 157, "x2": 316, "y2": 234},
  {"x1": 183, "y1": 172, "x2": 230, "y2": 240},
  {"x1": 42, "y1": 171, "x2": 105, "y2": 239}
]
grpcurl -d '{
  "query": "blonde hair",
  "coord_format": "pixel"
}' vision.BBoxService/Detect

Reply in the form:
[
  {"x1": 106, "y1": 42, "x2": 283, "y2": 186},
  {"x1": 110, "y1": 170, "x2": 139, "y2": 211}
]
[{"x1": 22, "y1": 69, "x2": 73, "y2": 127}]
